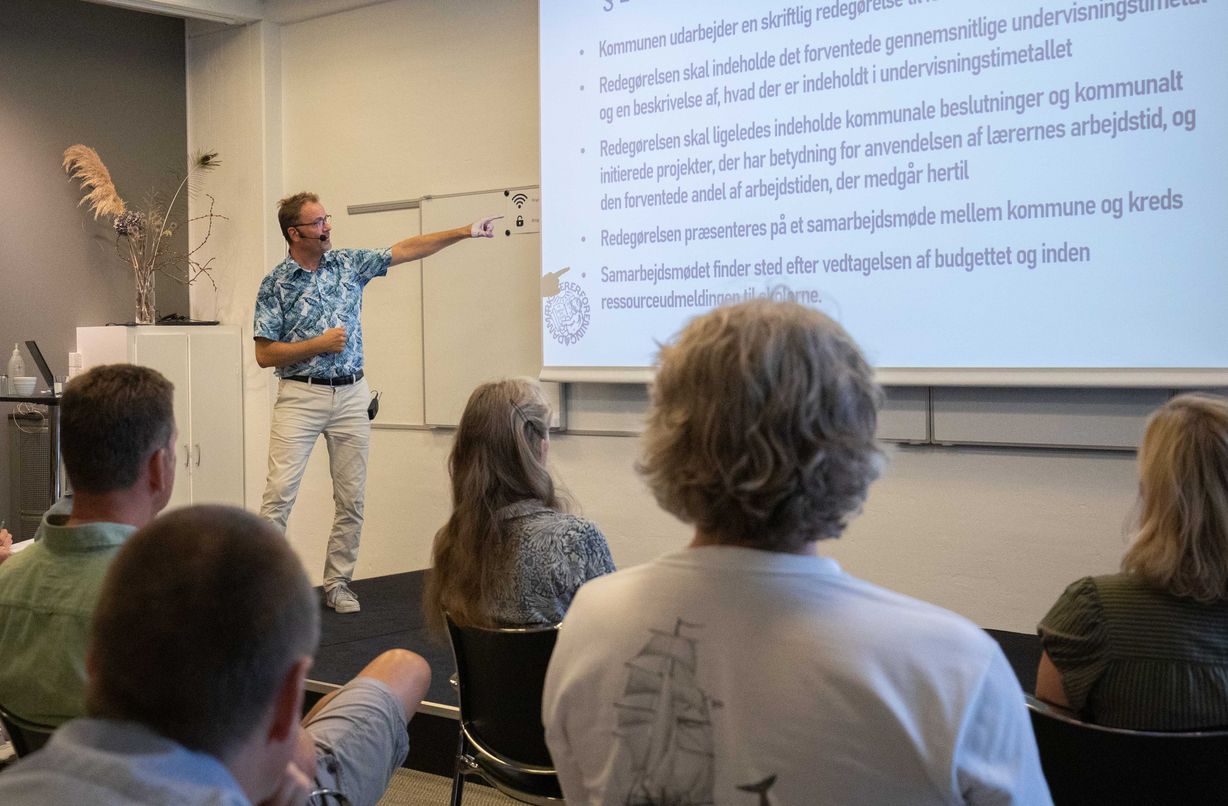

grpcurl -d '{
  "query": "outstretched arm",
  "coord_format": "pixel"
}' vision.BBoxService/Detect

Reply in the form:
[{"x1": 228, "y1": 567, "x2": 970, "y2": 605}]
[{"x1": 389, "y1": 215, "x2": 502, "y2": 266}]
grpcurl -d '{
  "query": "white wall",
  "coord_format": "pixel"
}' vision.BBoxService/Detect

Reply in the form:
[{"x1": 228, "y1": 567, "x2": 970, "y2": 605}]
[
  {"x1": 186, "y1": 17, "x2": 283, "y2": 529},
  {"x1": 187, "y1": 0, "x2": 1137, "y2": 634}
]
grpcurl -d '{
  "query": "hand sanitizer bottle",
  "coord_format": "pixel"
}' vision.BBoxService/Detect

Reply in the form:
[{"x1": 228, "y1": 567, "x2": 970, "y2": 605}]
[{"x1": 6, "y1": 344, "x2": 23, "y2": 394}]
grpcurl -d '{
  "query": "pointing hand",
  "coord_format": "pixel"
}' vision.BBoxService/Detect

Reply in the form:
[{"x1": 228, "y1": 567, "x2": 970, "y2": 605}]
[{"x1": 470, "y1": 215, "x2": 503, "y2": 238}]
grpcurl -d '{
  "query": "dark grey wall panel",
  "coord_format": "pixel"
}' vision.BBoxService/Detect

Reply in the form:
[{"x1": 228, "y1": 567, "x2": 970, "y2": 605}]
[
  {"x1": 931, "y1": 387, "x2": 1168, "y2": 450},
  {"x1": 0, "y1": 0, "x2": 187, "y2": 518},
  {"x1": 879, "y1": 386, "x2": 928, "y2": 444}
]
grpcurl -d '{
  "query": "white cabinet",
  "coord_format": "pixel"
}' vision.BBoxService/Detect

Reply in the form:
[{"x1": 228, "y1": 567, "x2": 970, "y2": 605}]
[{"x1": 75, "y1": 325, "x2": 244, "y2": 510}]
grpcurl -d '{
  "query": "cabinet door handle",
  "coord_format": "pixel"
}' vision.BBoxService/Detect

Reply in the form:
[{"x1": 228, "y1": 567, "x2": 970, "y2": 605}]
[
  {"x1": 184, "y1": 444, "x2": 191, "y2": 469},
  {"x1": 194, "y1": 444, "x2": 202, "y2": 468}
]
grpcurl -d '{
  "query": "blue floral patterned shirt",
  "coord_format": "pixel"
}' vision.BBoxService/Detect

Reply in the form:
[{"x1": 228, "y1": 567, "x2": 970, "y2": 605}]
[{"x1": 253, "y1": 247, "x2": 391, "y2": 378}]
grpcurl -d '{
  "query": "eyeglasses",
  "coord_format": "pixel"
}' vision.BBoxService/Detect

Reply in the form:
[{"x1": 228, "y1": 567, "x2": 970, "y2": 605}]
[
  {"x1": 294, "y1": 215, "x2": 332, "y2": 228},
  {"x1": 308, "y1": 787, "x2": 352, "y2": 806}
]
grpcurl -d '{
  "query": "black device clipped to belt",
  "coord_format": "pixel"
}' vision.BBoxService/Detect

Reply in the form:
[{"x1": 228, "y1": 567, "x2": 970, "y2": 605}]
[{"x1": 368, "y1": 389, "x2": 381, "y2": 421}]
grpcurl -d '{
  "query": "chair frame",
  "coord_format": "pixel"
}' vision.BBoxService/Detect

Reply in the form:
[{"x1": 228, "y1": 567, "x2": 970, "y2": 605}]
[
  {"x1": 445, "y1": 614, "x2": 565, "y2": 806},
  {"x1": 0, "y1": 702, "x2": 55, "y2": 757},
  {"x1": 1026, "y1": 694, "x2": 1228, "y2": 805}
]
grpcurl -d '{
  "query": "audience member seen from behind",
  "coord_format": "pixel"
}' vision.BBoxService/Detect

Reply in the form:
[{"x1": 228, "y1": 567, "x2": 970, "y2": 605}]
[
  {"x1": 0, "y1": 505, "x2": 431, "y2": 806},
  {"x1": 0, "y1": 364, "x2": 175, "y2": 726},
  {"x1": 425, "y1": 378, "x2": 614, "y2": 629},
  {"x1": 1037, "y1": 393, "x2": 1228, "y2": 730},
  {"x1": 542, "y1": 299, "x2": 1051, "y2": 805}
]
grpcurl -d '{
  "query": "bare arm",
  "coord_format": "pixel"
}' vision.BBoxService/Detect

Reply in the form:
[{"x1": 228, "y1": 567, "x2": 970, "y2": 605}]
[
  {"x1": 1034, "y1": 649, "x2": 1072, "y2": 709},
  {"x1": 253, "y1": 329, "x2": 347, "y2": 369},
  {"x1": 390, "y1": 226, "x2": 470, "y2": 266},
  {"x1": 389, "y1": 216, "x2": 501, "y2": 266}
]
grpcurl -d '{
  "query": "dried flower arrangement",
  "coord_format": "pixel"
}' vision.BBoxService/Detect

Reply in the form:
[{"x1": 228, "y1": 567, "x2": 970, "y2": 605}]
[{"x1": 62, "y1": 145, "x2": 224, "y2": 324}]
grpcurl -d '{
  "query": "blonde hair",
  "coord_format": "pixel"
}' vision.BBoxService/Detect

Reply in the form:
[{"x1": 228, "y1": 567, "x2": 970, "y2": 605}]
[
  {"x1": 425, "y1": 378, "x2": 562, "y2": 629},
  {"x1": 638, "y1": 298, "x2": 883, "y2": 552},
  {"x1": 1122, "y1": 393, "x2": 1228, "y2": 602}
]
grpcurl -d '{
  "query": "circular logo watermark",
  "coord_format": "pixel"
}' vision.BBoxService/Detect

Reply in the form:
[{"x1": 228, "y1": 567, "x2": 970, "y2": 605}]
[{"x1": 544, "y1": 281, "x2": 591, "y2": 346}]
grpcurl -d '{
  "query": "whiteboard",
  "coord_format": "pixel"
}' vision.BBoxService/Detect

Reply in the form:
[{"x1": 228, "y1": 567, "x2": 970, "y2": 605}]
[
  {"x1": 348, "y1": 208, "x2": 424, "y2": 425},
  {"x1": 421, "y1": 188, "x2": 542, "y2": 426}
]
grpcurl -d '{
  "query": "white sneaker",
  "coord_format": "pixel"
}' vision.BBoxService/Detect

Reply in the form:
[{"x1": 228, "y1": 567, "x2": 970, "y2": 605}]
[{"x1": 325, "y1": 584, "x2": 361, "y2": 614}]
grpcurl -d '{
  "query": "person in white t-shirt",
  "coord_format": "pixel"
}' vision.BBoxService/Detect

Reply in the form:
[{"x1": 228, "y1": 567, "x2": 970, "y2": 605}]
[{"x1": 542, "y1": 298, "x2": 1052, "y2": 805}]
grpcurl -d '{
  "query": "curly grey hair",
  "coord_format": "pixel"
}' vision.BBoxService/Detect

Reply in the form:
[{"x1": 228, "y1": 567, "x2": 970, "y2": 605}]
[{"x1": 638, "y1": 298, "x2": 884, "y2": 552}]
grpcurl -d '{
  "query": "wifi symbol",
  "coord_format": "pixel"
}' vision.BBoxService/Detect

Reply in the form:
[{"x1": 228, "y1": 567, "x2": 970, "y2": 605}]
[{"x1": 511, "y1": 193, "x2": 528, "y2": 208}]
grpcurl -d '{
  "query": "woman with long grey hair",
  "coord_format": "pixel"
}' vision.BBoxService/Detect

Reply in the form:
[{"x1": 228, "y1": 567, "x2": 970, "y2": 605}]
[{"x1": 425, "y1": 378, "x2": 614, "y2": 629}]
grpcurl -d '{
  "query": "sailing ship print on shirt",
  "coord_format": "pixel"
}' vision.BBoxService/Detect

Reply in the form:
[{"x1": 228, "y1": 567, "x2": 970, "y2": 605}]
[{"x1": 614, "y1": 618, "x2": 716, "y2": 806}]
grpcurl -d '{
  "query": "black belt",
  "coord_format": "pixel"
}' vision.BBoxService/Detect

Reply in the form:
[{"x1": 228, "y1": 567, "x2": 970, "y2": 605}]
[{"x1": 284, "y1": 370, "x2": 364, "y2": 386}]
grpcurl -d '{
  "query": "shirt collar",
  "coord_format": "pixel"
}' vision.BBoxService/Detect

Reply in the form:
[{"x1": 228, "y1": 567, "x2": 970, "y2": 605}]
[
  {"x1": 280, "y1": 249, "x2": 335, "y2": 276},
  {"x1": 659, "y1": 544, "x2": 845, "y2": 577},
  {"x1": 53, "y1": 719, "x2": 247, "y2": 799},
  {"x1": 40, "y1": 513, "x2": 136, "y2": 553},
  {"x1": 496, "y1": 499, "x2": 552, "y2": 521}
]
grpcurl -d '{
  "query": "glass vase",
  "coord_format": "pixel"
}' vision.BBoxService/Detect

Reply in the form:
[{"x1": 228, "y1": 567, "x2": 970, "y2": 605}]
[{"x1": 135, "y1": 272, "x2": 156, "y2": 325}]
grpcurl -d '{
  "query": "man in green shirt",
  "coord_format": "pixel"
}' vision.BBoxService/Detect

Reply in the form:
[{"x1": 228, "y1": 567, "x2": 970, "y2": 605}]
[{"x1": 0, "y1": 363, "x2": 176, "y2": 725}]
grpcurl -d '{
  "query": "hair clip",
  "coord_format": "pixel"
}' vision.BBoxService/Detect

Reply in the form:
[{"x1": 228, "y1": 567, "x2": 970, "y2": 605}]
[{"x1": 512, "y1": 401, "x2": 546, "y2": 437}]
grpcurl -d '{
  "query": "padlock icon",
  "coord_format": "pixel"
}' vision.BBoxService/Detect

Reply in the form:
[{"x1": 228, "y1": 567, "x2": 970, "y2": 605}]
[{"x1": 516, "y1": 215, "x2": 524, "y2": 227}]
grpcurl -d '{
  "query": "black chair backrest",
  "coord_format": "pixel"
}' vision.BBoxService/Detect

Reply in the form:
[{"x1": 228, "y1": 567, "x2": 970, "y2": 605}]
[
  {"x1": 1026, "y1": 695, "x2": 1228, "y2": 805},
  {"x1": 0, "y1": 703, "x2": 55, "y2": 757},
  {"x1": 446, "y1": 615, "x2": 559, "y2": 769}
]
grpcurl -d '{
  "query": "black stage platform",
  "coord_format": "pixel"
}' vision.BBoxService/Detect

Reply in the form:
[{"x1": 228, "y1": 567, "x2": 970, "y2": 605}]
[
  {"x1": 312, "y1": 571, "x2": 457, "y2": 707},
  {"x1": 308, "y1": 570, "x2": 1043, "y2": 775},
  {"x1": 307, "y1": 571, "x2": 458, "y2": 776}
]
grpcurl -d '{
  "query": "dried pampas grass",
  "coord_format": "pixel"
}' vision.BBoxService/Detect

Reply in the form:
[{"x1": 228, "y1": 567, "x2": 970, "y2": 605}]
[
  {"x1": 60, "y1": 143, "x2": 225, "y2": 324},
  {"x1": 62, "y1": 145, "x2": 126, "y2": 220}
]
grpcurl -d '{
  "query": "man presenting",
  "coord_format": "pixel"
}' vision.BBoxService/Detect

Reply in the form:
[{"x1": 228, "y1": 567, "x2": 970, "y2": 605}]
[{"x1": 254, "y1": 192, "x2": 499, "y2": 613}]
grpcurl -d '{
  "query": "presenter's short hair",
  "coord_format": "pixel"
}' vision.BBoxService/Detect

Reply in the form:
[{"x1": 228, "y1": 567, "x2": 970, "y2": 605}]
[
  {"x1": 639, "y1": 298, "x2": 883, "y2": 551},
  {"x1": 1123, "y1": 393, "x2": 1228, "y2": 602},
  {"x1": 276, "y1": 191, "x2": 320, "y2": 244},
  {"x1": 87, "y1": 505, "x2": 320, "y2": 756},
  {"x1": 60, "y1": 363, "x2": 174, "y2": 493}
]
